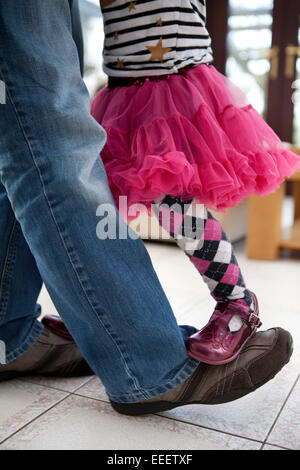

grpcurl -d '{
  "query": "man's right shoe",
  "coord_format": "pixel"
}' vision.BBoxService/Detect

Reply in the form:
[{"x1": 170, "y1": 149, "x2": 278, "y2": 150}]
[{"x1": 110, "y1": 327, "x2": 293, "y2": 416}]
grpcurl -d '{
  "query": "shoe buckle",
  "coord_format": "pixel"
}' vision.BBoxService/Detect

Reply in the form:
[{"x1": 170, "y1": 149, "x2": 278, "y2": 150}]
[{"x1": 248, "y1": 312, "x2": 262, "y2": 328}]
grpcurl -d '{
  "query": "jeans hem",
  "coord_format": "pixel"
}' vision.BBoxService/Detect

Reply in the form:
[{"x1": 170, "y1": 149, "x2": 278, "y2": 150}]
[
  {"x1": 107, "y1": 356, "x2": 200, "y2": 403},
  {"x1": 5, "y1": 320, "x2": 44, "y2": 364}
]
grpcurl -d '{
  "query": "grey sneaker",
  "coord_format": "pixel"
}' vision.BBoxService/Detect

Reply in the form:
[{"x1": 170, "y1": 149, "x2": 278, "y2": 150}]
[
  {"x1": 110, "y1": 328, "x2": 293, "y2": 416},
  {"x1": 0, "y1": 327, "x2": 94, "y2": 381}
]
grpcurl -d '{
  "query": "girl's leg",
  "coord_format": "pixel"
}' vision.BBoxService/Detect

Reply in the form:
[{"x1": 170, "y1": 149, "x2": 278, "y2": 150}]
[{"x1": 153, "y1": 196, "x2": 254, "y2": 324}]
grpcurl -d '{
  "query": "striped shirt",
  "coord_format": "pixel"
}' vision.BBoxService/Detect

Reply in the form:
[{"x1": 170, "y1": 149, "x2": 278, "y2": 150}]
[{"x1": 100, "y1": 0, "x2": 213, "y2": 77}]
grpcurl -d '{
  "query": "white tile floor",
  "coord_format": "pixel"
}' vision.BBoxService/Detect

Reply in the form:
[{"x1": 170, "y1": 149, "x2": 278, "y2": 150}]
[{"x1": 0, "y1": 241, "x2": 299, "y2": 450}]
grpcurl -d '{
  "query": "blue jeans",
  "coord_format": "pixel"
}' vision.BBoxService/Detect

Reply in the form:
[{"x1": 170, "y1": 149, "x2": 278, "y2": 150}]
[{"x1": 0, "y1": 0, "x2": 199, "y2": 403}]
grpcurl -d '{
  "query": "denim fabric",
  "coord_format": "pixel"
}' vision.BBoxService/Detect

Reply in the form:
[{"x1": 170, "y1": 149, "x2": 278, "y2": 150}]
[
  {"x1": 0, "y1": 0, "x2": 199, "y2": 402},
  {"x1": 70, "y1": 0, "x2": 84, "y2": 76}
]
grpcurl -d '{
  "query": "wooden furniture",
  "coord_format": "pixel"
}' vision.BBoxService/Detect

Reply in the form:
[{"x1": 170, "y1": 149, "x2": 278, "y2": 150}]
[{"x1": 247, "y1": 147, "x2": 300, "y2": 260}]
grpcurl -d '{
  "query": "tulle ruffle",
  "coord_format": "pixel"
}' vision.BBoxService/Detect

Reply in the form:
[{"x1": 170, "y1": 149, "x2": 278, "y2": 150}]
[{"x1": 91, "y1": 64, "x2": 300, "y2": 218}]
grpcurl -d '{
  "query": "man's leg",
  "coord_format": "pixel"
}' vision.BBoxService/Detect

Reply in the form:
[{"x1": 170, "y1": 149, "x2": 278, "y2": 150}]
[
  {"x1": 0, "y1": 0, "x2": 93, "y2": 366},
  {"x1": 0, "y1": 0, "x2": 199, "y2": 403},
  {"x1": 70, "y1": 0, "x2": 84, "y2": 77},
  {"x1": 0, "y1": 183, "x2": 43, "y2": 362}
]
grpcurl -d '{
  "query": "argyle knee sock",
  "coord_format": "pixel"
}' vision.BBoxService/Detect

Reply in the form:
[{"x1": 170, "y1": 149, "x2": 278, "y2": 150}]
[{"x1": 153, "y1": 196, "x2": 254, "y2": 328}]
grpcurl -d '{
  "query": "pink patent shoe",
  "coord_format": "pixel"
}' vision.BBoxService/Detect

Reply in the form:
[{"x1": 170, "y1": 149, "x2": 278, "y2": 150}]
[
  {"x1": 41, "y1": 315, "x2": 73, "y2": 342},
  {"x1": 186, "y1": 293, "x2": 262, "y2": 365}
]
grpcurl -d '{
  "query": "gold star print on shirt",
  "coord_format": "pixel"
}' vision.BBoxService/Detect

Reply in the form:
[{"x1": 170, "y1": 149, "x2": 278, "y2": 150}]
[
  {"x1": 146, "y1": 37, "x2": 172, "y2": 62},
  {"x1": 100, "y1": 0, "x2": 117, "y2": 8},
  {"x1": 101, "y1": 0, "x2": 137, "y2": 8},
  {"x1": 117, "y1": 58, "x2": 125, "y2": 69},
  {"x1": 128, "y1": 2, "x2": 136, "y2": 11}
]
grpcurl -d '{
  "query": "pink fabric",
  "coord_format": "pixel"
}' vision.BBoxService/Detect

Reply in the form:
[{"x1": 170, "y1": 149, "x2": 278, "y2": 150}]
[
  {"x1": 221, "y1": 264, "x2": 240, "y2": 286},
  {"x1": 91, "y1": 64, "x2": 300, "y2": 219},
  {"x1": 190, "y1": 258, "x2": 211, "y2": 275},
  {"x1": 203, "y1": 218, "x2": 222, "y2": 241}
]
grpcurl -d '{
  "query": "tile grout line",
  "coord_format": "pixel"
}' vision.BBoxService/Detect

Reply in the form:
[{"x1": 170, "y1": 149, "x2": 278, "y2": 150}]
[
  {"x1": 71, "y1": 390, "x2": 110, "y2": 404},
  {"x1": 71, "y1": 376, "x2": 98, "y2": 394},
  {"x1": 20, "y1": 375, "x2": 95, "y2": 394},
  {"x1": 260, "y1": 442, "x2": 292, "y2": 451},
  {"x1": 154, "y1": 413, "x2": 265, "y2": 448},
  {"x1": 155, "y1": 414, "x2": 294, "y2": 450},
  {"x1": 0, "y1": 391, "x2": 73, "y2": 446},
  {"x1": 261, "y1": 373, "x2": 299, "y2": 449}
]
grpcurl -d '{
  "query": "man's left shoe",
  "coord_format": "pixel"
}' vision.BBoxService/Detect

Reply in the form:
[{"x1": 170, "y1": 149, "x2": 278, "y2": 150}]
[
  {"x1": 186, "y1": 293, "x2": 262, "y2": 365},
  {"x1": 0, "y1": 319, "x2": 94, "y2": 382}
]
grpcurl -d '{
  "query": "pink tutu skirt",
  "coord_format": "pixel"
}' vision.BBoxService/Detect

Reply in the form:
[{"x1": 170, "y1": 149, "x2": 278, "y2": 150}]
[{"x1": 91, "y1": 64, "x2": 300, "y2": 216}]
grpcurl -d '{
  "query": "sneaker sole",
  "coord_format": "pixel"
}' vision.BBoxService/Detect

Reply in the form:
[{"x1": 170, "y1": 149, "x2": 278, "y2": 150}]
[
  {"x1": 0, "y1": 365, "x2": 94, "y2": 382},
  {"x1": 0, "y1": 371, "x2": 20, "y2": 382},
  {"x1": 110, "y1": 333, "x2": 293, "y2": 416}
]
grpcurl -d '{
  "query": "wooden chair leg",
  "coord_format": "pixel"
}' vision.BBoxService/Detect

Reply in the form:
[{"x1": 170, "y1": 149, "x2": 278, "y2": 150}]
[
  {"x1": 246, "y1": 183, "x2": 285, "y2": 260},
  {"x1": 293, "y1": 181, "x2": 300, "y2": 221}
]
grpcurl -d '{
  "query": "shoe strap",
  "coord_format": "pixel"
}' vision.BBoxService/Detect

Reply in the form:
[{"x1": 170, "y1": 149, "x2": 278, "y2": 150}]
[
  {"x1": 226, "y1": 293, "x2": 262, "y2": 329},
  {"x1": 237, "y1": 310, "x2": 262, "y2": 329}
]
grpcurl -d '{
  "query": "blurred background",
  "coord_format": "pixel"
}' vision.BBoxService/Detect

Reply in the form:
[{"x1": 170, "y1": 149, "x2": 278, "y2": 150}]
[{"x1": 78, "y1": 0, "x2": 300, "y2": 260}]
